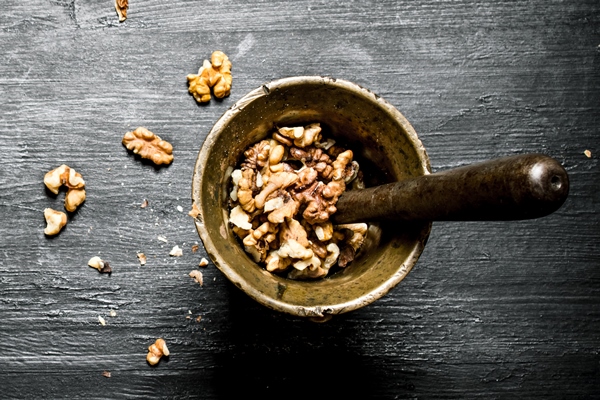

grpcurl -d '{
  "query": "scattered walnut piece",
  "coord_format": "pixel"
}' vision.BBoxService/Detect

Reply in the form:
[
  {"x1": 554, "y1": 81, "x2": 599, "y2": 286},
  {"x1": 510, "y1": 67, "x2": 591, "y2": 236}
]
[
  {"x1": 189, "y1": 270, "x2": 203, "y2": 285},
  {"x1": 141, "y1": 199, "x2": 149, "y2": 208},
  {"x1": 98, "y1": 316, "x2": 106, "y2": 326},
  {"x1": 109, "y1": 310, "x2": 117, "y2": 317},
  {"x1": 187, "y1": 51, "x2": 232, "y2": 103},
  {"x1": 115, "y1": 0, "x2": 128, "y2": 22},
  {"x1": 147, "y1": 338, "x2": 169, "y2": 366},
  {"x1": 44, "y1": 164, "x2": 86, "y2": 212},
  {"x1": 169, "y1": 245, "x2": 183, "y2": 257},
  {"x1": 157, "y1": 235, "x2": 168, "y2": 243},
  {"x1": 191, "y1": 244, "x2": 199, "y2": 253},
  {"x1": 122, "y1": 127, "x2": 173, "y2": 165},
  {"x1": 88, "y1": 256, "x2": 112, "y2": 273},
  {"x1": 188, "y1": 203, "x2": 200, "y2": 218},
  {"x1": 137, "y1": 252, "x2": 147, "y2": 266},
  {"x1": 195, "y1": 316, "x2": 202, "y2": 322},
  {"x1": 44, "y1": 208, "x2": 67, "y2": 236},
  {"x1": 584, "y1": 149, "x2": 592, "y2": 158},
  {"x1": 198, "y1": 257, "x2": 209, "y2": 267},
  {"x1": 102, "y1": 371, "x2": 112, "y2": 378}
]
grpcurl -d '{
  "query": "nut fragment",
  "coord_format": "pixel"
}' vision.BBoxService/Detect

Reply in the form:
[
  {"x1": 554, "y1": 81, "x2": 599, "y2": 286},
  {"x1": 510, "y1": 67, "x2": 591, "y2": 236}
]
[
  {"x1": 102, "y1": 371, "x2": 112, "y2": 378},
  {"x1": 229, "y1": 205, "x2": 252, "y2": 230},
  {"x1": 98, "y1": 316, "x2": 106, "y2": 326},
  {"x1": 137, "y1": 252, "x2": 147, "y2": 266},
  {"x1": 44, "y1": 164, "x2": 86, "y2": 212},
  {"x1": 146, "y1": 338, "x2": 169, "y2": 366},
  {"x1": 584, "y1": 149, "x2": 592, "y2": 158},
  {"x1": 187, "y1": 51, "x2": 232, "y2": 103},
  {"x1": 188, "y1": 203, "x2": 200, "y2": 218},
  {"x1": 189, "y1": 270, "x2": 203, "y2": 285},
  {"x1": 88, "y1": 256, "x2": 112, "y2": 273},
  {"x1": 44, "y1": 208, "x2": 67, "y2": 236},
  {"x1": 122, "y1": 127, "x2": 174, "y2": 165},
  {"x1": 198, "y1": 257, "x2": 209, "y2": 267},
  {"x1": 169, "y1": 245, "x2": 183, "y2": 257},
  {"x1": 115, "y1": 0, "x2": 128, "y2": 22}
]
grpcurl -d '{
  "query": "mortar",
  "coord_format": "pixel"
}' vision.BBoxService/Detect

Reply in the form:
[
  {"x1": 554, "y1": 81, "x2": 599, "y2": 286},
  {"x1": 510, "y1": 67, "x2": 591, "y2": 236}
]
[
  {"x1": 192, "y1": 76, "x2": 430, "y2": 318},
  {"x1": 191, "y1": 76, "x2": 567, "y2": 318}
]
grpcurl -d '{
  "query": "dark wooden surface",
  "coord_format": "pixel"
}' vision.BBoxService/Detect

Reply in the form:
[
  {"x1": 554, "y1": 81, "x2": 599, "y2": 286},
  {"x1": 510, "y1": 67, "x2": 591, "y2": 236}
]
[{"x1": 1, "y1": 0, "x2": 599, "y2": 398}]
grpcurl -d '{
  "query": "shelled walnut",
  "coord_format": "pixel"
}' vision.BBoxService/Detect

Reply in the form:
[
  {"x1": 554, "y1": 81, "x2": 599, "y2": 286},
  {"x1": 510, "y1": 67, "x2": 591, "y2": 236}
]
[
  {"x1": 122, "y1": 127, "x2": 173, "y2": 165},
  {"x1": 146, "y1": 338, "x2": 169, "y2": 366},
  {"x1": 187, "y1": 51, "x2": 232, "y2": 103},
  {"x1": 43, "y1": 208, "x2": 67, "y2": 236},
  {"x1": 44, "y1": 164, "x2": 86, "y2": 212},
  {"x1": 228, "y1": 123, "x2": 367, "y2": 280},
  {"x1": 115, "y1": 0, "x2": 128, "y2": 22}
]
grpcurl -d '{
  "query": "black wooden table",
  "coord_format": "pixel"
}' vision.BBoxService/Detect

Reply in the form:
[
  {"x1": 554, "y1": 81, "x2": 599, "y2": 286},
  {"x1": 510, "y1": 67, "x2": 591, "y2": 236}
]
[{"x1": 1, "y1": 0, "x2": 599, "y2": 398}]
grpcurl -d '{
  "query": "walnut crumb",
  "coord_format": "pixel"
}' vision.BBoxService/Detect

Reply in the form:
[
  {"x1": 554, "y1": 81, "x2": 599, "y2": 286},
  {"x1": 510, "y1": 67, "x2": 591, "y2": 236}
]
[
  {"x1": 188, "y1": 204, "x2": 200, "y2": 218},
  {"x1": 147, "y1": 338, "x2": 169, "y2": 366},
  {"x1": 141, "y1": 199, "x2": 149, "y2": 208},
  {"x1": 584, "y1": 149, "x2": 592, "y2": 158},
  {"x1": 98, "y1": 316, "x2": 106, "y2": 326},
  {"x1": 169, "y1": 245, "x2": 183, "y2": 257},
  {"x1": 198, "y1": 258, "x2": 209, "y2": 267},
  {"x1": 115, "y1": 0, "x2": 128, "y2": 22},
  {"x1": 189, "y1": 270, "x2": 203, "y2": 285},
  {"x1": 191, "y1": 244, "x2": 199, "y2": 253},
  {"x1": 109, "y1": 310, "x2": 117, "y2": 317},
  {"x1": 88, "y1": 256, "x2": 112, "y2": 273},
  {"x1": 102, "y1": 371, "x2": 112, "y2": 378},
  {"x1": 137, "y1": 252, "x2": 147, "y2": 266}
]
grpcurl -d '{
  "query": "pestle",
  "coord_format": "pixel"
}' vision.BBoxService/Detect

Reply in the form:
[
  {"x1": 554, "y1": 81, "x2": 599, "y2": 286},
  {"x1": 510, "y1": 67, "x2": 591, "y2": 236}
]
[{"x1": 332, "y1": 154, "x2": 569, "y2": 224}]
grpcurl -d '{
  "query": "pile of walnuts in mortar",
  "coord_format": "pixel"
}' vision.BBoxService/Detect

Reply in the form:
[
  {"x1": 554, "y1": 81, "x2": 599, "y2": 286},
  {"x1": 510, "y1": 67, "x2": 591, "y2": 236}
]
[{"x1": 228, "y1": 123, "x2": 368, "y2": 280}]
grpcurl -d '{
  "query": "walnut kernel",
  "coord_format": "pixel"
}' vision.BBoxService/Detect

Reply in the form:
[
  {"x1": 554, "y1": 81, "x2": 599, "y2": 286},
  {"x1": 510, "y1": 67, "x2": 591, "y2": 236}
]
[
  {"x1": 44, "y1": 208, "x2": 67, "y2": 236},
  {"x1": 187, "y1": 51, "x2": 232, "y2": 103},
  {"x1": 122, "y1": 127, "x2": 173, "y2": 165},
  {"x1": 88, "y1": 256, "x2": 112, "y2": 273},
  {"x1": 147, "y1": 338, "x2": 169, "y2": 366},
  {"x1": 189, "y1": 270, "x2": 203, "y2": 285},
  {"x1": 115, "y1": 0, "x2": 128, "y2": 22},
  {"x1": 44, "y1": 164, "x2": 86, "y2": 212}
]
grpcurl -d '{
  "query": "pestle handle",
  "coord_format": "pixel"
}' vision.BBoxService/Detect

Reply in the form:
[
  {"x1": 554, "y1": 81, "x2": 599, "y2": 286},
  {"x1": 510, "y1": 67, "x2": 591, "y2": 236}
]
[{"x1": 332, "y1": 154, "x2": 569, "y2": 223}]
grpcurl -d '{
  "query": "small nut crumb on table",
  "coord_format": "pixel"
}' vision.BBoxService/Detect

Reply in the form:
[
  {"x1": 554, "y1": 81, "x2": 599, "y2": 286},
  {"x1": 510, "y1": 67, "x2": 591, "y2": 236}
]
[
  {"x1": 2, "y1": 0, "x2": 598, "y2": 398},
  {"x1": 147, "y1": 339, "x2": 169, "y2": 366}
]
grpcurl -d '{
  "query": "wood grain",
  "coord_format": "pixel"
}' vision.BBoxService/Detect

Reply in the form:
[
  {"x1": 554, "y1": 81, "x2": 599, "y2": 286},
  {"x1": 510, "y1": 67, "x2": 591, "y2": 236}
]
[{"x1": 1, "y1": 0, "x2": 598, "y2": 398}]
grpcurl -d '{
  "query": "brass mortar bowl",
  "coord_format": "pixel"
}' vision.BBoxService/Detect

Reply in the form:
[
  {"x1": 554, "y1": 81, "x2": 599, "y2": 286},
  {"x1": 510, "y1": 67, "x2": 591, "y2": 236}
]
[{"x1": 192, "y1": 76, "x2": 431, "y2": 318}]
